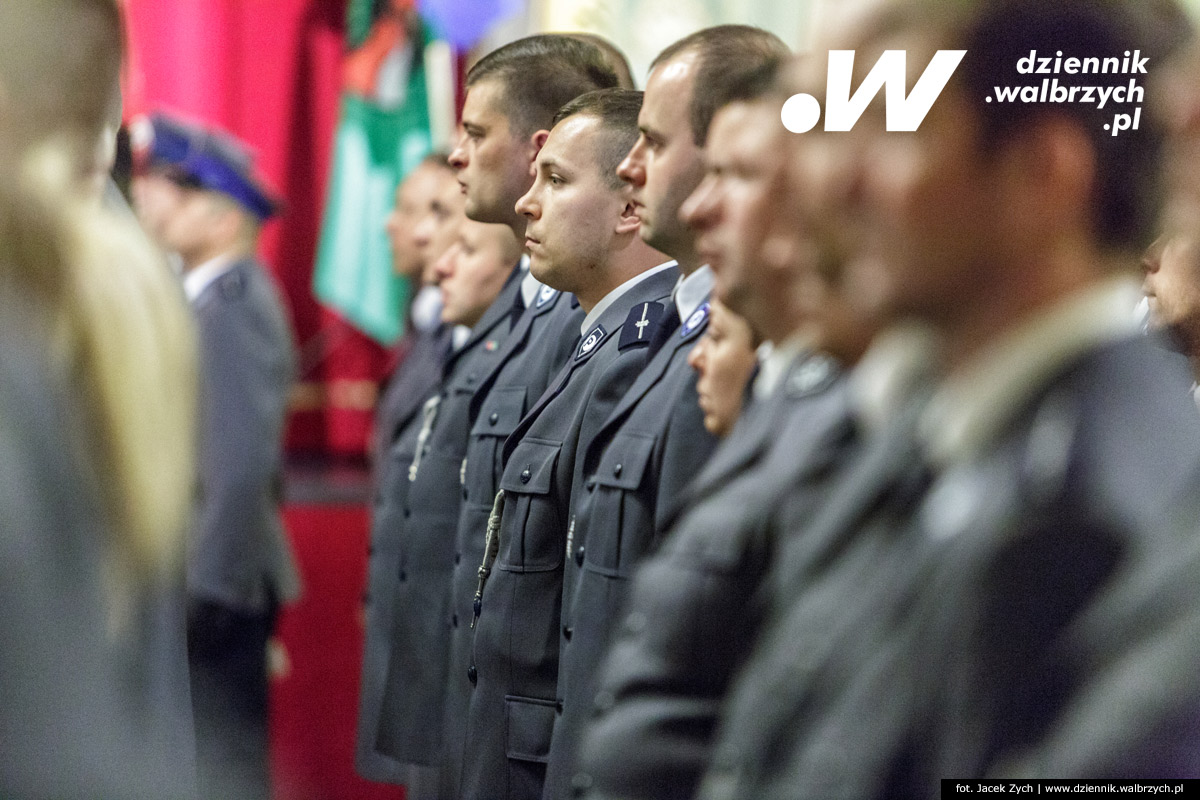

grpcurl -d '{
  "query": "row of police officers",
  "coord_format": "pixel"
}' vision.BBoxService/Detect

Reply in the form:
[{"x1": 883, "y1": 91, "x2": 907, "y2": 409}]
[{"x1": 359, "y1": 2, "x2": 1200, "y2": 798}]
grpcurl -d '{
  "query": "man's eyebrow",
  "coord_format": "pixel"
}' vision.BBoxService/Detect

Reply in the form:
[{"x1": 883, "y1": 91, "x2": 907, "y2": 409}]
[{"x1": 539, "y1": 155, "x2": 572, "y2": 172}]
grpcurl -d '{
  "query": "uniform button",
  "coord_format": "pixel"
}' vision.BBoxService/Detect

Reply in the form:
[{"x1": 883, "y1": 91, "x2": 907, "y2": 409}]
[
  {"x1": 612, "y1": 463, "x2": 623, "y2": 478},
  {"x1": 624, "y1": 611, "x2": 647, "y2": 634},
  {"x1": 575, "y1": 545, "x2": 585, "y2": 566},
  {"x1": 403, "y1": 508, "x2": 411, "y2": 518},
  {"x1": 593, "y1": 690, "x2": 615, "y2": 713},
  {"x1": 562, "y1": 625, "x2": 573, "y2": 641},
  {"x1": 463, "y1": 487, "x2": 468, "y2": 500},
  {"x1": 455, "y1": 552, "x2": 462, "y2": 565},
  {"x1": 520, "y1": 467, "x2": 532, "y2": 484},
  {"x1": 452, "y1": 613, "x2": 458, "y2": 628},
  {"x1": 398, "y1": 570, "x2": 407, "y2": 582},
  {"x1": 586, "y1": 478, "x2": 596, "y2": 493},
  {"x1": 467, "y1": 664, "x2": 477, "y2": 685},
  {"x1": 571, "y1": 772, "x2": 593, "y2": 794},
  {"x1": 489, "y1": 412, "x2": 499, "y2": 425}
]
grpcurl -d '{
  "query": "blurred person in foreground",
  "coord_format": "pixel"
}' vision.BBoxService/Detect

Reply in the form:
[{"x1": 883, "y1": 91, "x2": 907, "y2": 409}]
[
  {"x1": 150, "y1": 122, "x2": 299, "y2": 800},
  {"x1": 697, "y1": 2, "x2": 1200, "y2": 797},
  {"x1": 0, "y1": 0, "x2": 198, "y2": 797}
]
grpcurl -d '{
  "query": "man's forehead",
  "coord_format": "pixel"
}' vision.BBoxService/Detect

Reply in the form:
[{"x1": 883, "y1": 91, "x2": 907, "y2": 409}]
[
  {"x1": 710, "y1": 101, "x2": 784, "y2": 158},
  {"x1": 643, "y1": 52, "x2": 698, "y2": 128},
  {"x1": 541, "y1": 115, "x2": 599, "y2": 167},
  {"x1": 462, "y1": 78, "x2": 508, "y2": 124}
]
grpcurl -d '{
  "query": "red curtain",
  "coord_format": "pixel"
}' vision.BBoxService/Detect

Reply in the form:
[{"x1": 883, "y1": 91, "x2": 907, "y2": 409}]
[{"x1": 124, "y1": 0, "x2": 392, "y2": 458}]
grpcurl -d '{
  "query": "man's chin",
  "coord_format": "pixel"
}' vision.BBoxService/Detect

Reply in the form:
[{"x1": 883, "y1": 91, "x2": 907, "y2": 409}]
[{"x1": 1149, "y1": 320, "x2": 1194, "y2": 356}]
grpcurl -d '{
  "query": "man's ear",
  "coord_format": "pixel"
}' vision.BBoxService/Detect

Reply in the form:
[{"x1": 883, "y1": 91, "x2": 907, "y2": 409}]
[
  {"x1": 615, "y1": 198, "x2": 641, "y2": 235},
  {"x1": 527, "y1": 129, "x2": 550, "y2": 170},
  {"x1": 997, "y1": 116, "x2": 1095, "y2": 245}
]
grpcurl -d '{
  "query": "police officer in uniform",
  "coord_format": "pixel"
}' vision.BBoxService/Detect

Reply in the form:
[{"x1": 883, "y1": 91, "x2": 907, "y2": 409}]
[
  {"x1": 544, "y1": 27, "x2": 789, "y2": 799},
  {"x1": 575, "y1": 57, "x2": 893, "y2": 800},
  {"x1": 371, "y1": 208, "x2": 524, "y2": 799},
  {"x1": 357, "y1": 153, "x2": 459, "y2": 785},
  {"x1": 154, "y1": 123, "x2": 299, "y2": 800},
  {"x1": 435, "y1": 35, "x2": 621, "y2": 797},
  {"x1": 458, "y1": 89, "x2": 675, "y2": 800}
]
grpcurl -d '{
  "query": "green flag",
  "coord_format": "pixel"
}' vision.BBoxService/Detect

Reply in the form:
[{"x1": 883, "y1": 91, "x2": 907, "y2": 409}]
[{"x1": 313, "y1": 1, "x2": 434, "y2": 344}]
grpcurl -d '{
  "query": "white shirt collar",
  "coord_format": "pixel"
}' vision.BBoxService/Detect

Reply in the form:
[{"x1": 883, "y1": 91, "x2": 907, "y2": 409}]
[
  {"x1": 520, "y1": 268, "x2": 544, "y2": 309},
  {"x1": 410, "y1": 285, "x2": 443, "y2": 333},
  {"x1": 673, "y1": 264, "x2": 714, "y2": 324},
  {"x1": 920, "y1": 276, "x2": 1142, "y2": 466},
  {"x1": 753, "y1": 331, "x2": 813, "y2": 400},
  {"x1": 451, "y1": 324, "x2": 472, "y2": 350},
  {"x1": 580, "y1": 261, "x2": 677, "y2": 336},
  {"x1": 182, "y1": 254, "x2": 237, "y2": 302},
  {"x1": 848, "y1": 323, "x2": 941, "y2": 435}
]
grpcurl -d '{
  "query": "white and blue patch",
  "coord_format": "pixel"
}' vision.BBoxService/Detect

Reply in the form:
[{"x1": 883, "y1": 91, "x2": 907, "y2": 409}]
[
  {"x1": 576, "y1": 324, "x2": 607, "y2": 360},
  {"x1": 536, "y1": 285, "x2": 559, "y2": 308},
  {"x1": 680, "y1": 302, "x2": 710, "y2": 338},
  {"x1": 787, "y1": 356, "x2": 836, "y2": 396}
]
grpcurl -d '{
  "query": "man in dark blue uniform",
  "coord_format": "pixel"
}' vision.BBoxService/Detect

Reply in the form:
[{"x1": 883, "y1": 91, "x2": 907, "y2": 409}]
[
  {"x1": 543, "y1": 27, "x2": 789, "y2": 799},
  {"x1": 575, "y1": 54, "x2": 899, "y2": 800},
  {"x1": 370, "y1": 35, "x2": 619, "y2": 799},
  {"x1": 433, "y1": 35, "x2": 623, "y2": 798},
  {"x1": 457, "y1": 88, "x2": 675, "y2": 800},
  {"x1": 356, "y1": 153, "x2": 459, "y2": 786}
]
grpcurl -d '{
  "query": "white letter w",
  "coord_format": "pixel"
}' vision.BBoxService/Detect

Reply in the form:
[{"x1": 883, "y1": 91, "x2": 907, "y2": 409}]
[{"x1": 823, "y1": 49, "x2": 966, "y2": 132}]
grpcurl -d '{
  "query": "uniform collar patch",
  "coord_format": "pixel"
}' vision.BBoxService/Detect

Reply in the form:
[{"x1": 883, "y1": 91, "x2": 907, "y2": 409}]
[
  {"x1": 619, "y1": 301, "x2": 665, "y2": 350},
  {"x1": 576, "y1": 324, "x2": 608, "y2": 360},
  {"x1": 536, "y1": 284, "x2": 559, "y2": 308},
  {"x1": 680, "y1": 301, "x2": 710, "y2": 338},
  {"x1": 787, "y1": 355, "x2": 837, "y2": 397}
]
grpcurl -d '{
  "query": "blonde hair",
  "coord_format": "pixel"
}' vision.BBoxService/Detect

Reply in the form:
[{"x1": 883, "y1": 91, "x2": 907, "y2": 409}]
[
  {"x1": 0, "y1": 0, "x2": 199, "y2": 587},
  {"x1": 2, "y1": 143, "x2": 197, "y2": 585}
]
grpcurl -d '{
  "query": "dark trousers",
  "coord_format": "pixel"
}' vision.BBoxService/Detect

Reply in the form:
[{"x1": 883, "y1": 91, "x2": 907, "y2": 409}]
[{"x1": 187, "y1": 597, "x2": 277, "y2": 800}]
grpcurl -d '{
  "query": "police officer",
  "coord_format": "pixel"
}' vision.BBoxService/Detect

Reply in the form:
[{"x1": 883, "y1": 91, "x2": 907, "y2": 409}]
[
  {"x1": 152, "y1": 122, "x2": 299, "y2": 800},
  {"x1": 575, "y1": 54, "x2": 893, "y2": 800},
  {"x1": 371, "y1": 153, "x2": 458, "y2": 468},
  {"x1": 435, "y1": 35, "x2": 621, "y2": 798},
  {"x1": 544, "y1": 27, "x2": 789, "y2": 800},
  {"x1": 373, "y1": 36, "x2": 620, "y2": 797},
  {"x1": 458, "y1": 88, "x2": 675, "y2": 800},
  {"x1": 356, "y1": 153, "x2": 461, "y2": 785}
]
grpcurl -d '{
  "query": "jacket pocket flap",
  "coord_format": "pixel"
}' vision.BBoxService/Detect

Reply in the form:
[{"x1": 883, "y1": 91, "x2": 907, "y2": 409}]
[
  {"x1": 471, "y1": 385, "x2": 527, "y2": 437},
  {"x1": 594, "y1": 432, "x2": 656, "y2": 490},
  {"x1": 499, "y1": 439, "x2": 560, "y2": 495},
  {"x1": 504, "y1": 695, "x2": 557, "y2": 763}
]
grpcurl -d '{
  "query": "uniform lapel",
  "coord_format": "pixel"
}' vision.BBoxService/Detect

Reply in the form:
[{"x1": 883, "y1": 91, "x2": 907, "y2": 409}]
[
  {"x1": 585, "y1": 296, "x2": 710, "y2": 467},
  {"x1": 467, "y1": 288, "x2": 568, "y2": 422}
]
